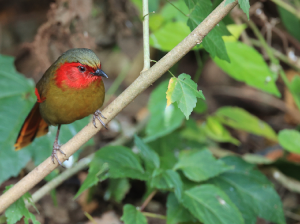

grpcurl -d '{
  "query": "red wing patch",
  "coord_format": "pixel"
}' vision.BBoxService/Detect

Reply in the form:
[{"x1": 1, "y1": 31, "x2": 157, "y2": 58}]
[{"x1": 35, "y1": 88, "x2": 46, "y2": 103}]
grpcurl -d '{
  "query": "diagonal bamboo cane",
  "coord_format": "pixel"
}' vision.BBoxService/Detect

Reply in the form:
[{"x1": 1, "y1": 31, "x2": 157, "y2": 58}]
[{"x1": 0, "y1": 0, "x2": 238, "y2": 213}]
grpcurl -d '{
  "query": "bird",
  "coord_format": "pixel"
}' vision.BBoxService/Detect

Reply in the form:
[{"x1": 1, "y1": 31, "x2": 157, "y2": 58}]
[{"x1": 14, "y1": 48, "x2": 108, "y2": 166}]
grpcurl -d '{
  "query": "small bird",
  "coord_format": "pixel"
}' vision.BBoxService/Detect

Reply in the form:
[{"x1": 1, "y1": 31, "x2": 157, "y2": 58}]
[{"x1": 14, "y1": 48, "x2": 108, "y2": 165}]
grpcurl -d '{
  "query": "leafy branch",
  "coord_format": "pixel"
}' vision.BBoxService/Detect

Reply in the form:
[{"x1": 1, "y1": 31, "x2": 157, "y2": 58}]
[{"x1": 0, "y1": 0, "x2": 239, "y2": 213}]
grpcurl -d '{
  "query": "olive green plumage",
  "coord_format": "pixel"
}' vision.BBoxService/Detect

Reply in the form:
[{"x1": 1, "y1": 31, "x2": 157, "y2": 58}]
[{"x1": 36, "y1": 48, "x2": 105, "y2": 126}]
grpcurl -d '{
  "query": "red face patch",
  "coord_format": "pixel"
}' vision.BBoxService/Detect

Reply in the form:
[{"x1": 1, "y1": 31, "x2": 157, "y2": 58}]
[{"x1": 55, "y1": 62, "x2": 102, "y2": 89}]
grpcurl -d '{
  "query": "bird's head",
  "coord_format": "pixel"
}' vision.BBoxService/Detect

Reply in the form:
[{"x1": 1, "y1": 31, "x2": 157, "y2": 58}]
[{"x1": 53, "y1": 48, "x2": 108, "y2": 89}]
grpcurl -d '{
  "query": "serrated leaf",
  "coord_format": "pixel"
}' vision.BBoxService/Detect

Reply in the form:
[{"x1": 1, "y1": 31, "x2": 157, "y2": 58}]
[
  {"x1": 182, "y1": 184, "x2": 244, "y2": 224},
  {"x1": 134, "y1": 135, "x2": 160, "y2": 172},
  {"x1": 204, "y1": 116, "x2": 240, "y2": 145},
  {"x1": 215, "y1": 106, "x2": 277, "y2": 141},
  {"x1": 166, "y1": 193, "x2": 193, "y2": 224},
  {"x1": 145, "y1": 80, "x2": 185, "y2": 142},
  {"x1": 0, "y1": 54, "x2": 35, "y2": 185},
  {"x1": 104, "y1": 178, "x2": 130, "y2": 202},
  {"x1": 213, "y1": 42, "x2": 281, "y2": 96},
  {"x1": 278, "y1": 129, "x2": 300, "y2": 154},
  {"x1": 121, "y1": 204, "x2": 148, "y2": 224},
  {"x1": 94, "y1": 146, "x2": 147, "y2": 180},
  {"x1": 168, "y1": 74, "x2": 205, "y2": 119},
  {"x1": 174, "y1": 149, "x2": 232, "y2": 182},
  {"x1": 4, "y1": 185, "x2": 40, "y2": 224},
  {"x1": 150, "y1": 169, "x2": 183, "y2": 201},
  {"x1": 208, "y1": 157, "x2": 285, "y2": 224},
  {"x1": 185, "y1": 0, "x2": 230, "y2": 62}
]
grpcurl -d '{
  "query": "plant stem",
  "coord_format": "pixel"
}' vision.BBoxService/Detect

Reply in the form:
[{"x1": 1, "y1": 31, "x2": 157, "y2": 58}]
[
  {"x1": 140, "y1": 190, "x2": 157, "y2": 211},
  {"x1": 142, "y1": 0, "x2": 150, "y2": 72},
  {"x1": 270, "y1": 0, "x2": 300, "y2": 20},
  {"x1": 84, "y1": 212, "x2": 98, "y2": 224},
  {"x1": 250, "y1": 39, "x2": 300, "y2": 72},
  {"x1": 247, "y1": 20, "x2": 300, "y2": 110},
  {"x1": 105, "y1": 62, "x2": 131, "y2": 102},
  {"x1": 142, "y1": 212, "x2": 167, "y2": 220},
  {"x1": 193, "y1": 50, "x2": 203, "y2": 82},
  {"x1": 0, "y1": 0, "x2": 239, "y2": 212},
  {"x1": 27, "y1": 116, "x2": 149, "y2": 206}
]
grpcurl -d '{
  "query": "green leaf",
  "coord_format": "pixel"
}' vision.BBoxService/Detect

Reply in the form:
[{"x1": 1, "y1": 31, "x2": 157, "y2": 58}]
[
  {"x1": 278, "y1": 129, "x2": 300, "y2": 153},
  {"x1": 150, "y1": 22, "x2": 191, "y2": 52},
  {"x1": 225, "y1": 0, "x2": 250, "y2": 19},
  {"x1": 215, "y1": 106, "x2": 277, "y2": 141},
  {"x1": 193, "y1": 99, "x2": 207, "y2": 114},
  {"x1": 74, "y1": 162, "x2": 109, "y2": 199},
  {"x1": 290, "y1": 75, "x2": 300, "y2": 102},
  {"x1": 223, "y1": 24, "x2": 247, "y2": 42},
  {"x1": 182, "y1": 184, "x2": 244, "y2": 224},
  {"x1": 4, "y1": 185, "x2": 40, "y2": 224},
  {"x1": 104, "y1": 178, "x2": 130, "y2": 202},
  {"x1": 213, "y1": 42, "x2": 281, "y2": 96},
  {"x1": 0, "y1": 54, "x2": 35, "y2": 185},
  {"x1": 121, "y1": 204, "x2": 148, "y2": 224},
  {"x1": 168, "y1": 74, "x2": 205, "y2": 119},
  {"x1": 148, "y1": 132, "x2": 180, "y2": 170},
  {"x1": 185, "y1": 0, "x2": 230, "y2": 62},
  {"x1": 278, "y1": 6, "x2": 300, "y2": 42},
  {"x1": 204, "y1": 116, "x2": 240, "y2": 145},
  {"x1": 238, "y1": 0, "x2": 250, "y2": 19},
  {"x1": 134, "y1": 135, "x2": 160, "y2": 172},
  {"x1": 94, "y1": 146, "x2": 146, "y2": 180},
  {"x1": 145, "y1": 80, "x2": 185, "y2": 142},
  {"x1": 150, "y1": 169, "x2": 183, "y2": 201},
  {"x1": 166, "y1": 193, "x2": 193, "y2": 224},
  {"x1": 208, "y1": 157, "x2": 285, "y2": 224},
  {"x1": 174, "y1": 149, "x2": 232, "y2": 182}
]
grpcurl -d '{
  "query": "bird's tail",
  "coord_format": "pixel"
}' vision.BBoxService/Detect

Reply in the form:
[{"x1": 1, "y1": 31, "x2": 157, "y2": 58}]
[{"x1": 14, "y1": 102, "x2": 49, "y2": 150}]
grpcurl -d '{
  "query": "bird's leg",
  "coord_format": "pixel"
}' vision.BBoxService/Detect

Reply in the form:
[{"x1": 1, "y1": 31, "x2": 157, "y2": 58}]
[
  {"x1": 51, "y1": 124, "x2": 66, "y2": 166},
  {"x1": 93, "y1": 109, "x2": 107, "y2": 129}
]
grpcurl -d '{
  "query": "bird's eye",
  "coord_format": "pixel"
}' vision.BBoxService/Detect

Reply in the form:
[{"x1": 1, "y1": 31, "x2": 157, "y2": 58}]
[{"x1": 78, "y1": 66, "x2": 86, "y2": 72}]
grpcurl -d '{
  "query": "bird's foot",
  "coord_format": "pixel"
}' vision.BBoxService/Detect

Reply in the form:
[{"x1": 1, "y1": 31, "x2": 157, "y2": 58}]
[
  {"x1": 51, "y1": 141, "x2": 66, "y2": 166},
  {"x1": 93, "y1": 110, "x2": 107, "y2": 129}
]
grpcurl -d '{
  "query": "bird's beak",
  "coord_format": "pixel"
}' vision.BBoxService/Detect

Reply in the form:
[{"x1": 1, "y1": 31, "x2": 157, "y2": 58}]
[{"x1": 92, "y1": 68, "x2": 108, "y2": 78}]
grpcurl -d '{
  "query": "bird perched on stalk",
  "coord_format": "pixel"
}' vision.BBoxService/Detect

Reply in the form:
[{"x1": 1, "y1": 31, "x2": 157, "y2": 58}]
[{"x1": 14, "y1": 48, "x2": 108, "y2": 165}]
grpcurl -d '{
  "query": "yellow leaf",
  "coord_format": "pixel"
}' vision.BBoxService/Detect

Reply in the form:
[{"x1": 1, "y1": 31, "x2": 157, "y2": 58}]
[
  {"x1": 223, "y1": 24, "x2": 247, "y2": 42},
  {"x1": 166, "y1": 77, "x2": 177, "y2": 107}
]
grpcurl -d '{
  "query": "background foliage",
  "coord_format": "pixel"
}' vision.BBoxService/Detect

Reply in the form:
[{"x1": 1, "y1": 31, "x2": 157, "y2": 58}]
[{"x1": 1, "y1": 0, "x2": 300, "y2": 223}]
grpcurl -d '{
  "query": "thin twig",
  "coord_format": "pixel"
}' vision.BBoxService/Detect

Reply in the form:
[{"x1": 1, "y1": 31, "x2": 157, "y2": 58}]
[
  {"x1": 84, "y1": 212, "x2": 98, "y2": 224},
  {"x1": 105, "y1": 61, "x2": 131, "y2": 102},
  {"x1": 250, "y1": 39, "x2": 300, "y2": 72},
  {"x1": 142, "y1": 0, "x2": 150, "y2": 72},
  {"x1": 268, "y1": 168, "x2": 300, "y2": 194},
  {"x1": 142, "y1": 212, "x2": 166, "y2": 220},
  {"x1": 270, "y1": 0, "x2": 300, "y2": 20},
  {"x1": 0, "y1": 0, "x2": 239, "y2": 213},
  {"x1": 246, "y1": 19, "x2": 300, "y2": 110},
  {"x1": 140, "y1": 190, "x2": 157, "y2": 211},
  {"x1": 29, "y1": 116, "x2": 149, "y2": 206}
]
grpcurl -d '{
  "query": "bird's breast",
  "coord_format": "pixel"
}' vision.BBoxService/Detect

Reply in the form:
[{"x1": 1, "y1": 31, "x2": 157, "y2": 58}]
[{"x1": 39, "y1": 79, "x2": 105, "y2": 125}]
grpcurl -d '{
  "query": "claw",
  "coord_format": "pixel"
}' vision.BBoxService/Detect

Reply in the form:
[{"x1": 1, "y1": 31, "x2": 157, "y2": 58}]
[
  {"x1": 93, "y1": 110, "x2": 107, "y2": 129},
  {"x1": 51, "y1": 124, "x2": 66, "y2": 167}
]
